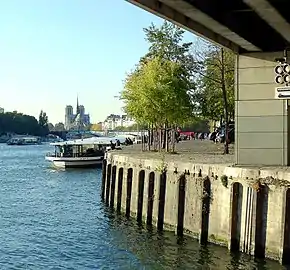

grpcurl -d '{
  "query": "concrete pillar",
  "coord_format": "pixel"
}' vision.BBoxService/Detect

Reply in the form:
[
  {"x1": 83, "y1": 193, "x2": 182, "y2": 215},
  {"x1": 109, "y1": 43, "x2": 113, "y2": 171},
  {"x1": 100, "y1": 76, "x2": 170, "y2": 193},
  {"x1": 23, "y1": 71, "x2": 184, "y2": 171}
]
[{"x1": 235, "y1": 52, "x2": 288, "y2": 165}]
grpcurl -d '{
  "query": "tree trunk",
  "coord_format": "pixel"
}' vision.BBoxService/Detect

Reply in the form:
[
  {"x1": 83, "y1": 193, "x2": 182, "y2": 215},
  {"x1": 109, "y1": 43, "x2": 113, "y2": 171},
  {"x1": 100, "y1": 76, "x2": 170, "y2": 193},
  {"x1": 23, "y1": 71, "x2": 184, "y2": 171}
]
[
  {"x1": 159, "y1": 128, "x2": 162, "y2": 152},
  {"x1": 221, "y1": 48, "x2": 229, "y2": 155},
  {"x1": 172, "y1": 129, "x2": 175, "y2": 153},
  {"x1": 162, "y1": 124, "x2": 166, "y2": 150},
  {"x1": 148, "y1": 128, "x2": 151, "y2": 151},
  {"x1": 166, "y1": 128, "x2": 169, "y2": 152},
  {"x1": 150, "y1": 125, "x2": 154, "y2": 147}
]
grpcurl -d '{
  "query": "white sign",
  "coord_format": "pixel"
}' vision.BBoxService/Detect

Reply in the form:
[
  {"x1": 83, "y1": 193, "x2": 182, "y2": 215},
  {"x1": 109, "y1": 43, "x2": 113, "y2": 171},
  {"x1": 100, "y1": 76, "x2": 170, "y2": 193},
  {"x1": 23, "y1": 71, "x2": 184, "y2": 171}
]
[{"x1": 275, "y1": 86, "x2": 290, "y2": 99}]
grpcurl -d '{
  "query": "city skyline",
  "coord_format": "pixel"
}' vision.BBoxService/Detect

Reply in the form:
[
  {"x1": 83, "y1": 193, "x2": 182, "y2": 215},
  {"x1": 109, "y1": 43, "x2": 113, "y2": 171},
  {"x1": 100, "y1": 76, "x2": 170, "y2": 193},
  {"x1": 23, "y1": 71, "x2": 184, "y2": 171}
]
[{"x1": 0, "y1": 1, "x2": 197, "y2": 124}]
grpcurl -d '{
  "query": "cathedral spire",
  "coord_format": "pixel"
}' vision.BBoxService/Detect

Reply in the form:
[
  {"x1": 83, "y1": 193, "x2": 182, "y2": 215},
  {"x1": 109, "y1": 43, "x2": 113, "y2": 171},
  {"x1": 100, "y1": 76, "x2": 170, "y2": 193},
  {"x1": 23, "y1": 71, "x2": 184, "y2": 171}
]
[{"x1": 76, "y1": 94, "x2": 80, "y2": 114}]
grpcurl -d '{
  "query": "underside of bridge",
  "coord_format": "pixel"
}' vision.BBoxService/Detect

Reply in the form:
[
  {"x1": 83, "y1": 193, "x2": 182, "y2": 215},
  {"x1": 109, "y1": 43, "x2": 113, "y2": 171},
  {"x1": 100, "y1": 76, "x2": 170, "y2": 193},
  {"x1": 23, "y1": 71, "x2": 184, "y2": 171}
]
[
  {"x1": 127, "y1": 0, "x2": 290, "y2": 166},
  {"x1": 127, "y1": 0, "x2": 290, "y2": 53}
]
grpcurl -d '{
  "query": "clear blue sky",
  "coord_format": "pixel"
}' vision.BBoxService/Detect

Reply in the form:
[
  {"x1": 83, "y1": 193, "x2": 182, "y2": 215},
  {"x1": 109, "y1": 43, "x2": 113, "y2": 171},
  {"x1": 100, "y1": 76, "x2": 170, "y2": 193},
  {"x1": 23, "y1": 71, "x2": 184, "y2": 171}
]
[{"x1": 0, "y1": 0, "x2": 197, "y2": 124}]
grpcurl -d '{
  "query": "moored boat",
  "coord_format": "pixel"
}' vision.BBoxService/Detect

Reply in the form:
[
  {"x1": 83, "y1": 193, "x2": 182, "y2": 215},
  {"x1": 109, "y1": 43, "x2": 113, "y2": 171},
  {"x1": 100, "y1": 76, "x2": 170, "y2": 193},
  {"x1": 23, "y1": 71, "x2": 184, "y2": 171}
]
[
  {"x1": 45, "y1": 137, "x2": 125, "y2": 168},
  {"x1": 7, "y1": 136, "x2": 41, "y2": 145}
]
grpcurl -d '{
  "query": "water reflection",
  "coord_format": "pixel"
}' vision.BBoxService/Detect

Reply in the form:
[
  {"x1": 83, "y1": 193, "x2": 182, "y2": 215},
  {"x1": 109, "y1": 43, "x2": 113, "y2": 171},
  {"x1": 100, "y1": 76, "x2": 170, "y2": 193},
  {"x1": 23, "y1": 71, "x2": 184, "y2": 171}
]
[
  {"x1": 0, "y1": 144, "x2": 287, "y2": 269},
  {"x1": 105, "y1": 210, "x2": 285, "y2": 270}
]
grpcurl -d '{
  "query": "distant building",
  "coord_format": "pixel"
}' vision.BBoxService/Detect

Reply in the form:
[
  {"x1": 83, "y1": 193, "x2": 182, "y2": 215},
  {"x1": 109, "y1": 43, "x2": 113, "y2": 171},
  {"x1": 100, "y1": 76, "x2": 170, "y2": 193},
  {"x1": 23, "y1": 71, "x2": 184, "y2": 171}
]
[
  {"x1": 0, "y1": 107, "x2": 4, "y2": 113},
  {"x1": 64, "y1": 97, "x2": 90, "y2": 131},
  {"x1": 102, "y1": 114, "x2": 135, "y2": 130}
]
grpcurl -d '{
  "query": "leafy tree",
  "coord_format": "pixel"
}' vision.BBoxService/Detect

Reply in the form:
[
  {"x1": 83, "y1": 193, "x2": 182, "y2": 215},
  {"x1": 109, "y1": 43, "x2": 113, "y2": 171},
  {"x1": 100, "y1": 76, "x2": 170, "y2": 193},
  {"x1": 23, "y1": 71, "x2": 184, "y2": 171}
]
[
  {"x1": 114, "y1": 126, "x2": 127, "y2": 131},
  {"x1": 181, "y1": 117, "x2": 210, "y2": 133},
  {"x1": 122, "y1": 57, "x2": 193, "y2": 130},
  {"x1": 0, "y1": 112, "x2": 42, "y2": 135},
  {"x1": 121, "y1": 21, "x2": 199, "y2": 152},
  {"x1": 127, "y1": 123, "x2": 147, "y2": 131},
  {"x1": 193, "y1": 43, "x2": 235, "y2": 154},
  {"x1": 141, "y1": 21, "x2": 196, "y2": 95},
  {"x1": 90, "y1": 123, "x2": 102, "y2": 131},
  {"x1": 48, "y1": 123, "x2": 54, "y2": 131},
  {"x1": 54, "y1": 122, "x2": 65, "y2": 132},
  {"x1": 38, "y1": 110, "x2": 49, "y2": 136}
]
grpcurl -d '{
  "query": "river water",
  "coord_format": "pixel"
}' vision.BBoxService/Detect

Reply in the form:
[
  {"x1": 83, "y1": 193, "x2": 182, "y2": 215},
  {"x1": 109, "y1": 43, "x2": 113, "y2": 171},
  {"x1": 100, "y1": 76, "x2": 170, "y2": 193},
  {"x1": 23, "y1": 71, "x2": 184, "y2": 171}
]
[{"x1": 0, "y1": 144, "x2": 286, "y2": 269}]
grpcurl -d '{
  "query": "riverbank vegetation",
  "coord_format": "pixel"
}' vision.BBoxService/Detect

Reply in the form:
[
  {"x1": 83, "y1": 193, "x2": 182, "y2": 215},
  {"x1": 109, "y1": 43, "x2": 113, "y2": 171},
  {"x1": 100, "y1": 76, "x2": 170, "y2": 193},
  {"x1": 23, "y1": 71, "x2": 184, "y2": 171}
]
[
  {"x1": 121, "y1": 21, "x2": 235, "y2": 154},
  {"x1": 0, "y1": 110, "x2": 49, "y2": 136}
]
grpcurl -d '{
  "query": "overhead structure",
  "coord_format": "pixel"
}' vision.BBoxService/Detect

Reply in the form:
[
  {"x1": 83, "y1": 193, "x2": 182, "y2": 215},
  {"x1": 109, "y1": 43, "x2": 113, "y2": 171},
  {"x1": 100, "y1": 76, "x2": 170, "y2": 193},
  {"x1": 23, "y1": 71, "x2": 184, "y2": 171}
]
[
  {"x1": 127, "y1": 0, "x2": 290, "y2": 53},
  {"x1": 126, "y1": 0, "x2": 290, "y2": 167}
]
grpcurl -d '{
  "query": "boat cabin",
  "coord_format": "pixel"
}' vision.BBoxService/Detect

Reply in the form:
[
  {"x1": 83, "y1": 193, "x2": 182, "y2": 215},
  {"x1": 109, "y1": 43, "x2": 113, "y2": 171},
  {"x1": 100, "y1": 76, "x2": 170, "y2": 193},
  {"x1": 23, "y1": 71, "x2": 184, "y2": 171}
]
[{"x1": 52, "y1": 143, "x2": 109, "y2": 158}]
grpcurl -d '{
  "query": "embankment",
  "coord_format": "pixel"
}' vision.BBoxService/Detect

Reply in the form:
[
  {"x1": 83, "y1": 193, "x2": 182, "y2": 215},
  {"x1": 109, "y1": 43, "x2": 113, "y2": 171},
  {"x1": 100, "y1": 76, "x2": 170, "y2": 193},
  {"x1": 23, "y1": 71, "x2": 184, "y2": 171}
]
[{"x1": 101, "y1": 151, "x2": 290, "y2": 264}]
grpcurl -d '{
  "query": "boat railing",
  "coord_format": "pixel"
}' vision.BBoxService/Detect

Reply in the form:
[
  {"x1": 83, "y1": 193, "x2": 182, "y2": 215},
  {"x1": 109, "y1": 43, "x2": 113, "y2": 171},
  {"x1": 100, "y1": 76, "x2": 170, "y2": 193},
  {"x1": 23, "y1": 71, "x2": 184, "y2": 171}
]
[{"x1": 46, "y1": 151, "x2": 104, "y2": 158}]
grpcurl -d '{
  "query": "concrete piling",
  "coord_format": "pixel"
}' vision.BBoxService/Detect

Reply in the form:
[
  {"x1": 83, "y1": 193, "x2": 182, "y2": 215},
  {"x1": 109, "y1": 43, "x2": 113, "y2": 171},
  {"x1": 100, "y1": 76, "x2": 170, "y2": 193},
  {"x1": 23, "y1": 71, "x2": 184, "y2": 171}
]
[{"x1": 102, "y1": 152, "x2": 290, "y2": 264}]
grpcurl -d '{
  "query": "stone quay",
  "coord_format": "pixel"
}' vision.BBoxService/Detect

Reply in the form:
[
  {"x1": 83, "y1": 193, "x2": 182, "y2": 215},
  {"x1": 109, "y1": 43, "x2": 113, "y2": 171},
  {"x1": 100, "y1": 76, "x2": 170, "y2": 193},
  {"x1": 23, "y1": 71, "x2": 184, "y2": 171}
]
[{"x1": 101, "y1": 141, "x2": 290, "y2": 264}]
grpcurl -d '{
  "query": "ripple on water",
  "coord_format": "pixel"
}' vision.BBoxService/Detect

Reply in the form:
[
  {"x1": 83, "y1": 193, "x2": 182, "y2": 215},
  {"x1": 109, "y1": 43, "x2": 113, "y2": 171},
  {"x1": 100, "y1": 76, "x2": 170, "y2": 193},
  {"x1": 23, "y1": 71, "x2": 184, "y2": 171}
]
[{"x1": 0, "y1": 144, "x2": 286, "y2": 269}]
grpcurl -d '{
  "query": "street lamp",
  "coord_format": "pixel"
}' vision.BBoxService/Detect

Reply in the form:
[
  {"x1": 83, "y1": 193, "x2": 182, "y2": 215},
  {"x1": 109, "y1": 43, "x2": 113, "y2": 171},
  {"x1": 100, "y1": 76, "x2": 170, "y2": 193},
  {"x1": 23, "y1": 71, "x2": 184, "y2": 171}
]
[{"x1": 275, "y1": 48, "x2": 290, "y2": 86}]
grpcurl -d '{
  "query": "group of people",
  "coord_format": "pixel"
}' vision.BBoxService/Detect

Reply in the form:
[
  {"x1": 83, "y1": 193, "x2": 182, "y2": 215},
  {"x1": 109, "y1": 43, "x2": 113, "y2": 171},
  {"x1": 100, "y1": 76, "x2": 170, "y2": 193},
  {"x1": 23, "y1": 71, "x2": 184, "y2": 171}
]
[{"x1": 109, "y1": 137, "x2": 134, "y2": 150}]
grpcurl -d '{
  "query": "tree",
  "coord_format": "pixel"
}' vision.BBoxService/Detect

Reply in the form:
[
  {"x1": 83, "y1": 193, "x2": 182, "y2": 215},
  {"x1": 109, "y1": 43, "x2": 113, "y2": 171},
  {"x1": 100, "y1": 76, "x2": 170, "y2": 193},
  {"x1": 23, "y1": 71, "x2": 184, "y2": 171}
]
[
  {"x1": 38, "y1": 110, "x2": 49, "y2": 136},
  {"x1": 181, "y1": 117, "x2": 210, "y2": 133},
  {"x1": 48, "y1": 123, "x2": 54, "y2": 131},
  {"x1": 54, "y1": 122, "x2": 65, "y2": 132},
  {"x1": 141, "y1": 21, "x2": 197, "y2": 95},
  {"x1": 0, "y1": 112, "x2": 42, "y2": 135},
  {"x1": 142, "y1": 22, "x2": 195, "y2": 69},
  {"x1": 114, "y1": 126, "x2": 127, "y2": 131},
  {"x1": 127, "y1": 123, "x2": 147, "y2": 131},
  {"x1": 193, "y1": 42, "x2": 235, "y2": 154},
  {"x1": 122, "y1": 57, "x2": 194, "y2": 152},
  {"x1": 120, "y1": 21, "x2": 199, "y2": 152},
  {"x1": 90, "y1": 123, "x2": 102, "y2": 131},
  {"x1": 121, "y1": 57, "x2": 193, "y2": 151}
]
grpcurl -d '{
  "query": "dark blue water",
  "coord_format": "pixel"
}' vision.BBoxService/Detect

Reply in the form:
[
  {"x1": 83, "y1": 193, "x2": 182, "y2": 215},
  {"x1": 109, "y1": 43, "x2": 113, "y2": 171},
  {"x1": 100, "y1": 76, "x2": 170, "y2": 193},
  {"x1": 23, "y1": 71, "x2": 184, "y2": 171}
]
[{"x1": 0, "y1": 144, "x2": 286, "y2": 269}]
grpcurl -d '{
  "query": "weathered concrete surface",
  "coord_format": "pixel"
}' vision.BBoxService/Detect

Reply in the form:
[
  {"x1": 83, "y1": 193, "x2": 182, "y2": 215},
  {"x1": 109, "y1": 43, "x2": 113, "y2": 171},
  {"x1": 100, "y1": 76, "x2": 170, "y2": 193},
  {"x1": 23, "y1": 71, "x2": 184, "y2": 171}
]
[
  {"x1": 103, "y1": 141, "x2": 290, "y2": 264},
  {"x1": 117, "y1": 140, "x2": 235, "y2": 164},
  {"x1": 236, "y1": 53, "x2": 288, "y2": 166}
]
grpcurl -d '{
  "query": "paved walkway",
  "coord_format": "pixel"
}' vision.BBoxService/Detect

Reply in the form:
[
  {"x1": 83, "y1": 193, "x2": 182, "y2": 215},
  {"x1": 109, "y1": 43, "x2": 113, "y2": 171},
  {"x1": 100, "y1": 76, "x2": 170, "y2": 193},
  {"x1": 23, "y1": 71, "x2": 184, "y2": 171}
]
[{"x1": 112, "y1": 140, "x2": 235, "y2": 164}]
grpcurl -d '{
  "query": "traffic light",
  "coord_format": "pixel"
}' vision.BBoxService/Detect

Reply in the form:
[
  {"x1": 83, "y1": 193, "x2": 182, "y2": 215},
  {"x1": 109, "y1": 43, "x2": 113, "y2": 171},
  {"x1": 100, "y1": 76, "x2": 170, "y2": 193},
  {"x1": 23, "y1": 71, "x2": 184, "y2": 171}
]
[{"x1": 275, "y1": 63, "x2": 290, "y2": 85}]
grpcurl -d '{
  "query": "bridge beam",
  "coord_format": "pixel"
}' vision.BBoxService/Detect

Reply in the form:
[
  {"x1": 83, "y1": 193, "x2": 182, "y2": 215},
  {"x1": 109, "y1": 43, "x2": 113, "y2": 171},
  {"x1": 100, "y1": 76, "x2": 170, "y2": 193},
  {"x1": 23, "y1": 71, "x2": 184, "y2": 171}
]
[{"x1": 126, "y1": 0, "x2": 241, "y2": 53}]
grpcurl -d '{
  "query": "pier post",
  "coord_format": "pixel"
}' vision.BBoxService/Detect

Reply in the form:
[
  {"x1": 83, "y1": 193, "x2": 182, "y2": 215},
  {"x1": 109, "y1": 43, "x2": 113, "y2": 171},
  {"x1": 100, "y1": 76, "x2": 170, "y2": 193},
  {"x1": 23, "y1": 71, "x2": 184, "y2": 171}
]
[
  {"x1": 101, "y1": 159, "x2": 107, "y2": 200},
  {"x1": 105, "y1": 164, "x2": 112, "y2": 205},
  {"x1": 157, "y1": 171, "x2": 167, "y2": 231}
]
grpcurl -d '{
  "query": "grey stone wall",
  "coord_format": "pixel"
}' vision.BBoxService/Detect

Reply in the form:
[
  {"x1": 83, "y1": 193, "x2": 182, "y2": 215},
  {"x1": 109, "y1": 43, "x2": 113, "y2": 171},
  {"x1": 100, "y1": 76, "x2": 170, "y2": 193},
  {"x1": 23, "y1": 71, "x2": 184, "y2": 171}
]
[
  {"x1": 102, "y1": 153, "x2": 290, "y2": 264},
  {"x1": 236, "y1": 52, "x2": 288, "y2": 165}
]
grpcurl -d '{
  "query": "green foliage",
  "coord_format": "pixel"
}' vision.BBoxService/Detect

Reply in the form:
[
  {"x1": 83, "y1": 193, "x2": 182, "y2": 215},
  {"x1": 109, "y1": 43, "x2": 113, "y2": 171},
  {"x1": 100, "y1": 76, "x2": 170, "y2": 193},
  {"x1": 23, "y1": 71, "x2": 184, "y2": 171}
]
[
  {"x1": 121, "y1": 57, "x2": 194, "y2": 127},
  {"x1": 0, "y1": 112, "x2": 44, "y2": 136},
  {"x1": 193, "y1": 45, "x2": 235, "y2": 121},
  {"x1": 142, "y1": 22, "x2": 196, "y2": 75},
  {"x1": 127, "y1": 123, "x2": 147, "y2": 131},
  {"x1": 90, "y1": 123, "x2": 102, "y2": 131},
  {"x1": 48, "y1": 123, "x2": 54, "y2": 131},
  {"x1": 114, "y1": 126, "x2": 127, "y2": 131},
  {"x1": 114, "y1": 123, "x2": 147, "y2": 132},
  {"x1": 38, "y1": 110, "x2": 49, "y2": 136},
  {"x1": 121, "y1": 21, "x2": 196, "y2": 128},
  {"x1": 54, "y1": 122, "x2": 65, "y2": 132},
  {"x1": 181, "y1": 117, "x2": 210, "y2": 133},
  {"x1": 141, "y1": 21, "x2": 197, "y2": 96}
]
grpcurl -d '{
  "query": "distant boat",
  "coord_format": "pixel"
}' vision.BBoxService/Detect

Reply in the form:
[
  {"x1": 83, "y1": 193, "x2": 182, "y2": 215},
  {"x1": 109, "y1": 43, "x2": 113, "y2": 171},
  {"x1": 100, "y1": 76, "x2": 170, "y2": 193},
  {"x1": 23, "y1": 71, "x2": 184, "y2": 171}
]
[
  {"x1": 45, "y1": 136, "x2": 126, "y2": 169},
  {"x1": 7, "y1": 136, "x2": 41, "y2": 145}
]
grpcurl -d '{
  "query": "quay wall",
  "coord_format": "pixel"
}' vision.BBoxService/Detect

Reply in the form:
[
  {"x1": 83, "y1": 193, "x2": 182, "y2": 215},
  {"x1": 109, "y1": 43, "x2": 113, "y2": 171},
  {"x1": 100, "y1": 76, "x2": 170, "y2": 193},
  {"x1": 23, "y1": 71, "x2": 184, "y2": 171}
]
[{"x1": 101, "y1": 152, "x2": 290, "y2": 264}]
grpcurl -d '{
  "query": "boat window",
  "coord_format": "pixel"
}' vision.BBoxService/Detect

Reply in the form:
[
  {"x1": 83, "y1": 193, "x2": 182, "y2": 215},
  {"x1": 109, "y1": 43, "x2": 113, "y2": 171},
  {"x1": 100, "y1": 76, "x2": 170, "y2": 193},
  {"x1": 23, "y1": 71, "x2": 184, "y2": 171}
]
[{"x1": 63, "y1": 145, "x2": 73, "y2": 157}]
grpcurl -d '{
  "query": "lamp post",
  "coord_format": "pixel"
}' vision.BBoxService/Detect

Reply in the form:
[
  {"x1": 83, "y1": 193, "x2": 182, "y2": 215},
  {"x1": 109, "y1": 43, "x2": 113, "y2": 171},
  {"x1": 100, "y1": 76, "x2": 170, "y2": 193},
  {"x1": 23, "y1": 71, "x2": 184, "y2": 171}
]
[{"x1": 275, "y1": 48, "x2": 290, "y2": 86}]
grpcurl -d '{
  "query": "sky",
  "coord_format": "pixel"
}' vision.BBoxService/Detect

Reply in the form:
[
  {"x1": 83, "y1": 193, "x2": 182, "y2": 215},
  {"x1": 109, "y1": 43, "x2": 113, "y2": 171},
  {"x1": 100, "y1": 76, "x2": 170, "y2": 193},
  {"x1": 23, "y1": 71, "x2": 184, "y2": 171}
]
[{"x1": 0, "y1": 0, "x2": 197, "y2": 124}]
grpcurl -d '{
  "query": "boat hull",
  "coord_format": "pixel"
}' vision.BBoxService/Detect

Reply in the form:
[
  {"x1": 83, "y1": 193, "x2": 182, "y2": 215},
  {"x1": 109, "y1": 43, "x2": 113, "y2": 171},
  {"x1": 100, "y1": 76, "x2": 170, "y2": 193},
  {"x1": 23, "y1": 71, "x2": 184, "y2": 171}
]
[{"x1": 45, "y1": 156, "x2": 103, "y2": 168}]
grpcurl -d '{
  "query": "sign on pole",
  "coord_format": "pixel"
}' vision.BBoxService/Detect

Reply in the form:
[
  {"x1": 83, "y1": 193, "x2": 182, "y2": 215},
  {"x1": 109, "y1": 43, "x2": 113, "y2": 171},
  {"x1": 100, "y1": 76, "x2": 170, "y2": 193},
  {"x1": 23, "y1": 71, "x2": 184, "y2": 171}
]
[{"x1": 275, "y1": 86, "x2": 290, "y2": 99}]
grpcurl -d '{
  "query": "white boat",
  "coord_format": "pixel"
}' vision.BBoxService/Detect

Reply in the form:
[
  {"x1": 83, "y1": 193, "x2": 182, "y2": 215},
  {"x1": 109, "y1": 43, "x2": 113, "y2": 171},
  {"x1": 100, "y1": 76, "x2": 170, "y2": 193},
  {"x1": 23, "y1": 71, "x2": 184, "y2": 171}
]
[
  {"x1": 7, "y1": 136, "x2": 41, "y2": 145},
  {"x1": 45, "y1": 136, "x2": 125, "y2": 168}
]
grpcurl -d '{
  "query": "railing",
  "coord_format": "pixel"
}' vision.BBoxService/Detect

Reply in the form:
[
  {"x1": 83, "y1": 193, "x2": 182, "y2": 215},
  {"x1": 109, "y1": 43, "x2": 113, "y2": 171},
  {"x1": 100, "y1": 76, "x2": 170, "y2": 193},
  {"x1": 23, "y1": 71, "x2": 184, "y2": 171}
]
[{"x1": 46, "y1": 152, "x2": 104, "y2": 158}]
